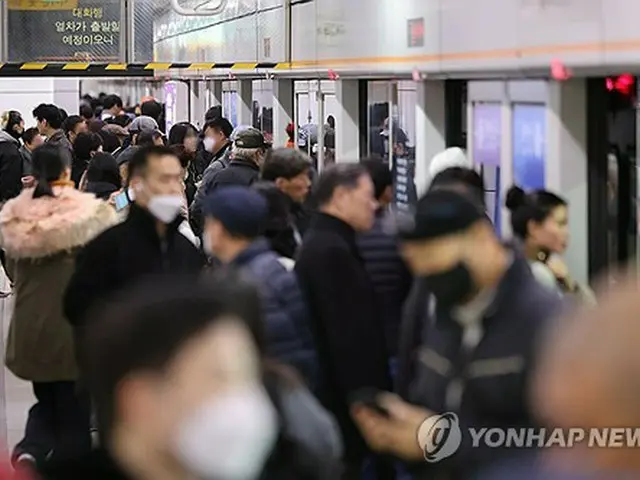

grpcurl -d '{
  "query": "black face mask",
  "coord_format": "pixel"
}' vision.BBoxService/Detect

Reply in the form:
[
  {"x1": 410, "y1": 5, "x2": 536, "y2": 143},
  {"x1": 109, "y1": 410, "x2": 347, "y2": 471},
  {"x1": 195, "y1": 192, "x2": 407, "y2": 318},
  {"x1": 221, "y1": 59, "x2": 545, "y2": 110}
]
[{"x1": 422, "y1": 262, "x2": 476, "y2": 309}]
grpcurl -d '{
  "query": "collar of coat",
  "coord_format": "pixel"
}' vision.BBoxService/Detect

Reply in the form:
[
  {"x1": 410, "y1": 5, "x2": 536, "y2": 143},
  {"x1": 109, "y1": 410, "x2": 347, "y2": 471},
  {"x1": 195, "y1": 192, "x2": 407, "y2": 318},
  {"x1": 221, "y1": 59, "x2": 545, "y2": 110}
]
[
  {"x1": 126, "y1": 202, "x2": 184, "y2": 243},
  {"x1": 0, "y1": 186, "x2": 118, "y2": 259}
]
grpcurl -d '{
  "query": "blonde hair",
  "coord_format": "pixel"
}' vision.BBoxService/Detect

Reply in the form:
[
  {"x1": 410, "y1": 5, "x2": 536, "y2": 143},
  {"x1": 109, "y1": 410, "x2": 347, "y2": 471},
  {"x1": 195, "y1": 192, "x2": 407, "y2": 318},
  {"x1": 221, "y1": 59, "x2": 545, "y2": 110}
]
[{"x1": 0, "y1": 112, "x2": 10, "y2": 130}]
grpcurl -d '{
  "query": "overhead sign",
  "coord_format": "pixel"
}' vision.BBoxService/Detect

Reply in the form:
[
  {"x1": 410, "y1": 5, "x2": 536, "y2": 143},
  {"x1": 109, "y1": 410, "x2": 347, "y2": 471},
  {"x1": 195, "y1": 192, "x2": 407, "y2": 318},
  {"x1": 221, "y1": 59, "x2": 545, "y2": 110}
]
[
  {"x1": 8, "y1": 0, "x2": 79, "y2": 10},
  {"x1": 8, "y1": 0, "x2": 121, "y2": 62}
]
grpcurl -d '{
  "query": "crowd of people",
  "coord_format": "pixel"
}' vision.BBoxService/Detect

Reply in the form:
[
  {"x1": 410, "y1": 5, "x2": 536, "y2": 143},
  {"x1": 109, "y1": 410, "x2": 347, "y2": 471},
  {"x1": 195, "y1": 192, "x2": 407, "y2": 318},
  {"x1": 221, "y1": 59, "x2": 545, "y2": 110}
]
[{"x1": 0, "y1": 93, "x2": 629, "y2": 480}]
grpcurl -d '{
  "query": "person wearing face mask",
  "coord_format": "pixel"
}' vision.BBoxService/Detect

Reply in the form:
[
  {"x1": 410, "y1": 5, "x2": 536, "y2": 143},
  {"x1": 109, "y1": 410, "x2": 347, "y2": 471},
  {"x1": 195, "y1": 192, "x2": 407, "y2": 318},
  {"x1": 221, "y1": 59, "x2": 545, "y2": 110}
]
[
  {"x1": 49, "y1": 275, "x2": 342, "y2": 480},
  {"x1": 190, "y1": 126, "x2": 269, "y2": 237},
  {"x1": 63, "y1": 145, "x2": 205, "y2": 331},
  {"x1": 350, "y1": 189, "x2": 563, "y2": 480},
  {"x1": 46, "y1": 276, "x2": 279, "y2": 480},
  {"x1": 194, "y1": 116, "x2": 233, "y2": 180},
  {"x1": 0, "y1": 110, "x2": 25, "y2": 203},
  {"x1": 506, "y1": 185, "x2": 596, "y2": 305},
  {"x1": 295, "y1": 164, "x2": 393, "y2": 480},
  {"x1": 396, "y1": 162, "x2": 487, "y2": 400}
]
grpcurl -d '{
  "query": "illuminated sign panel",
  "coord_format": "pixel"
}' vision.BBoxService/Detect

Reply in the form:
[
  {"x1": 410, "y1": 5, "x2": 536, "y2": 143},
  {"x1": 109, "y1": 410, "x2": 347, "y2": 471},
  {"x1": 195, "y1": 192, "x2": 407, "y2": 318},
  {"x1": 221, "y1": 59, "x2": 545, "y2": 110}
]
[
  {"x1": 407, "y1": 18, "x2": 424, "y2": 48},
  {"x1": 8, "y1": 0, "x2": 121, "y2": 62}
]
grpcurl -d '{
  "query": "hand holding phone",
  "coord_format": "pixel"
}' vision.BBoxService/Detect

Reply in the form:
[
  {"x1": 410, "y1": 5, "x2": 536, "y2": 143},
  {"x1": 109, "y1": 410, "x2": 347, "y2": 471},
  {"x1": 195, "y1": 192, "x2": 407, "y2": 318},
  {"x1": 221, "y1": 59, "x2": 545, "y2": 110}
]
[
  {"x1": 113, "y1": 190, "x2": 130, "y2": 211},
  {"x1": 348, "y1": 388, "x2": 390, "y2": 417}
]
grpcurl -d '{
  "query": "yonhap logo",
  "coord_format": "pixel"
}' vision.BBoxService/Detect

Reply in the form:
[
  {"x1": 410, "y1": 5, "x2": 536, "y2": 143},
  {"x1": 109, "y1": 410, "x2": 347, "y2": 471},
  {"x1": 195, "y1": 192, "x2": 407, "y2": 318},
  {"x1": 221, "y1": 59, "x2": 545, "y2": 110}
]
[{"x1": 417, "y1": 412, "x2": 462, "y2": 463}]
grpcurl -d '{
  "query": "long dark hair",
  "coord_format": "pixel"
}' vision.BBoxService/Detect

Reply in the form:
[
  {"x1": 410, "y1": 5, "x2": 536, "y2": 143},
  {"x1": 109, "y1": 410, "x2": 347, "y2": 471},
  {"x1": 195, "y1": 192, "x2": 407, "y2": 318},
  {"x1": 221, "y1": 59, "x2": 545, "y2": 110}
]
[
  {"x1": 168, "y1": 122, "x2": 198, "y2": 146},
  {"x1": 506, "y1": 185, "x2": 567, "y2": 239},
  {"x1": 73, "y1": 132, "x2": 103, "y2": 161},
  {"x1": 32, "y1": 144, "x2": 71, "y2": 199}
]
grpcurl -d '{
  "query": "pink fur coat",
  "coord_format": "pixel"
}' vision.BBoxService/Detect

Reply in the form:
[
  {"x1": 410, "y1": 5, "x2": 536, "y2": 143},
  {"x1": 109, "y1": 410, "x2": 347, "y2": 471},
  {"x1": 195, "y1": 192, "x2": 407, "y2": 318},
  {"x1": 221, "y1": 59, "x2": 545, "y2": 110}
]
[{"x1": 0, "y1": 186, "x2": 117, "y2": 259}]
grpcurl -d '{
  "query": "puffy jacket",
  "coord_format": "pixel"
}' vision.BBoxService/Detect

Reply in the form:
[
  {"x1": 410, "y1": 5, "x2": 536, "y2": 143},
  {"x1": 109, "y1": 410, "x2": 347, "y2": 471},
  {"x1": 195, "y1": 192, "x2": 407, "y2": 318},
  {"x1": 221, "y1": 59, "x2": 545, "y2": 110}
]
[
  {"x1": 0, "y1": 130, "x2": 23, "y2": 202},
  {"x1": 357, "y1": 210, "x2": 412, "y2": 357},
  {"x1": 233, "y1": 239, "x2": 319, "y2": 390}
]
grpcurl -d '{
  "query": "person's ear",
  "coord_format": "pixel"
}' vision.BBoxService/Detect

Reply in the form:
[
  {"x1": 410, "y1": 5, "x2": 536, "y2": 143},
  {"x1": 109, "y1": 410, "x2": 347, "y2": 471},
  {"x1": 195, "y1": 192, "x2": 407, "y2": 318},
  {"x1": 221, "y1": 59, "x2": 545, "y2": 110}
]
[
  {"x1": 130, "y1": 178, "x2": 143, "y2": 193},
  {"x1": 274, "y1": 177, "x2": 287, "y2": 190},
  {"x1": 527, "y1": 219, "x2": 543, "y2": 241}
]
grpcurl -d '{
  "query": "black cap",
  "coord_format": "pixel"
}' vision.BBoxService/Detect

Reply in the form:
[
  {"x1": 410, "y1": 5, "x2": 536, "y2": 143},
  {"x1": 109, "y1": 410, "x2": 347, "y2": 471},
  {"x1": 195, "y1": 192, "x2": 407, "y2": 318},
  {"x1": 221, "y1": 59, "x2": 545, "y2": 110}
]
[
  {"x1": 398, "y1": 189, "x2": 486, "y2": 241},
  {"x1": 234, "y1": 127, "x2": 269, "y2": 149},
  {"x1": 203, "y1": 186, "x2": 268, "y2": 238}
]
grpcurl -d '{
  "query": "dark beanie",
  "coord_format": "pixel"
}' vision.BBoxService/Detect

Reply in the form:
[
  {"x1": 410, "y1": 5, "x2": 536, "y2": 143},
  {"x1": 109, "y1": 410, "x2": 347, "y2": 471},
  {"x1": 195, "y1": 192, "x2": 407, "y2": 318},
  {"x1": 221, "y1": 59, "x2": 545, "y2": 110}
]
[
  {"x1": 398, "y1": 189, "x2": 486, "y2": 241},
  {"x1": 203, "y1": 186, "x2": 268, "y2": 238}
]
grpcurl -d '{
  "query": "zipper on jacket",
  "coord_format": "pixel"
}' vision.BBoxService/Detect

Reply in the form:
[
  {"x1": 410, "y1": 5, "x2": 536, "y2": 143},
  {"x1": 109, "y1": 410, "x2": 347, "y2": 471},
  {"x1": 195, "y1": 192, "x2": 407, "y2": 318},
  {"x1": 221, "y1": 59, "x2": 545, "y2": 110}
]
[{"x1": 444, "y1": 323, "x2": 483, "y2": 411}]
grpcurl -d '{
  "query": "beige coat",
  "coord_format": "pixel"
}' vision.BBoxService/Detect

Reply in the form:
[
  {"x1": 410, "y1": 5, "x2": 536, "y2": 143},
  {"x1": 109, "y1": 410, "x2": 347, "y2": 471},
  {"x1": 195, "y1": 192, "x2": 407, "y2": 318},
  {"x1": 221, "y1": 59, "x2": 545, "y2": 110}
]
[{"x1": 0, "y1": 186, "x2": 117, "y2": 382}]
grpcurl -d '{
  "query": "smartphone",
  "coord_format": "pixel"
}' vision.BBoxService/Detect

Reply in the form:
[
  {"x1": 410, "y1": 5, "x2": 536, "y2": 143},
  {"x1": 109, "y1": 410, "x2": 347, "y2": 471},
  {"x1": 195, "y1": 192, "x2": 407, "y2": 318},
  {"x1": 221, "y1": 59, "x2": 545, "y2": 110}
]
[
  {"x1": 348, "y1": 388, "x2": 390, "y2": 417},
  {"x1": 114, "y1": 190, "x2": 130, "y2": 211}
]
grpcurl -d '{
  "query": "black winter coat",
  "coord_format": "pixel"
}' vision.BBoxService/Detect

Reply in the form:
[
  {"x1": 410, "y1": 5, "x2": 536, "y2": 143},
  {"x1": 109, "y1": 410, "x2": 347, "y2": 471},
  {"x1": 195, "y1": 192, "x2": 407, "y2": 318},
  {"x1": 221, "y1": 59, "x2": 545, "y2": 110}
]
[
  {"x1": 0, "y1": 131, "x2": 23, "y2": 202},
  {"x1": 63, "y1": 203, "x2": 205, "y2": 329},
  {"x1": 357, "y1": 211, "x2": 412, "y2": 357},
  {"x1": 295, "y1": 213, "x2": 391, "y2": 464}
]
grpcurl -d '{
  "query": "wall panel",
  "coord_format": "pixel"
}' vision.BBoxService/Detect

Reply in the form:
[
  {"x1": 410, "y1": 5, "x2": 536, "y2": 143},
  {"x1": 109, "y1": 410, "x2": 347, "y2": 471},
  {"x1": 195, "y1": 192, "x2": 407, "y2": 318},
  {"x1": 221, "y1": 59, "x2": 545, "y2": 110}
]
[
  {"x1": 152, "y1": 0, "x2": 640, "y2": 75},
  {"x1": 439, "y1": 0, "x2": 518, "y2": 73}
]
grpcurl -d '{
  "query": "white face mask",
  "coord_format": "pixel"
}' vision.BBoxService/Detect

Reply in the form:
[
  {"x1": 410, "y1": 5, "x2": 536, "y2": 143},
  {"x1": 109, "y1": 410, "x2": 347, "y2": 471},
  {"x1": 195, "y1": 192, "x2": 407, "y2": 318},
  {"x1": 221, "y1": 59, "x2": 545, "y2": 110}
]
[
  {"x1": 147, "y1": 194, "x2": 183, "y2": 224},
  {"x1": 174, "y1": 385, "x2": 278, "y2": 480},
  {"x1": 203, "y1": 136, "x2": 216, "y2": 153}
]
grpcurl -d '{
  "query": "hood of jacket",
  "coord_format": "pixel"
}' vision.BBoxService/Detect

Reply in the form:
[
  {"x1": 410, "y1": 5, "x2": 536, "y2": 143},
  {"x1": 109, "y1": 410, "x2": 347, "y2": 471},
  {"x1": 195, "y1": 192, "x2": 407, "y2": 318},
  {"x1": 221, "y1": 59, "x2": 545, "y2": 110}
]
[
  {"x1": 0, "y1": 186, "x2": 118, "y2": 259},
  {"x1": 0, "y1": 130, "x2": 19, "y2": 145}
]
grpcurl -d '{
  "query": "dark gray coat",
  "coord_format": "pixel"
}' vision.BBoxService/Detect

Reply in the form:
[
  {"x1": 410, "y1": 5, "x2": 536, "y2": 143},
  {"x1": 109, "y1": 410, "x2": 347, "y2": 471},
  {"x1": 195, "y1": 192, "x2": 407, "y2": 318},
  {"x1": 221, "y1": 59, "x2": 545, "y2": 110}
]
[{"x1": 408, "y1": 255, "x2": 564, "y2": 480}]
